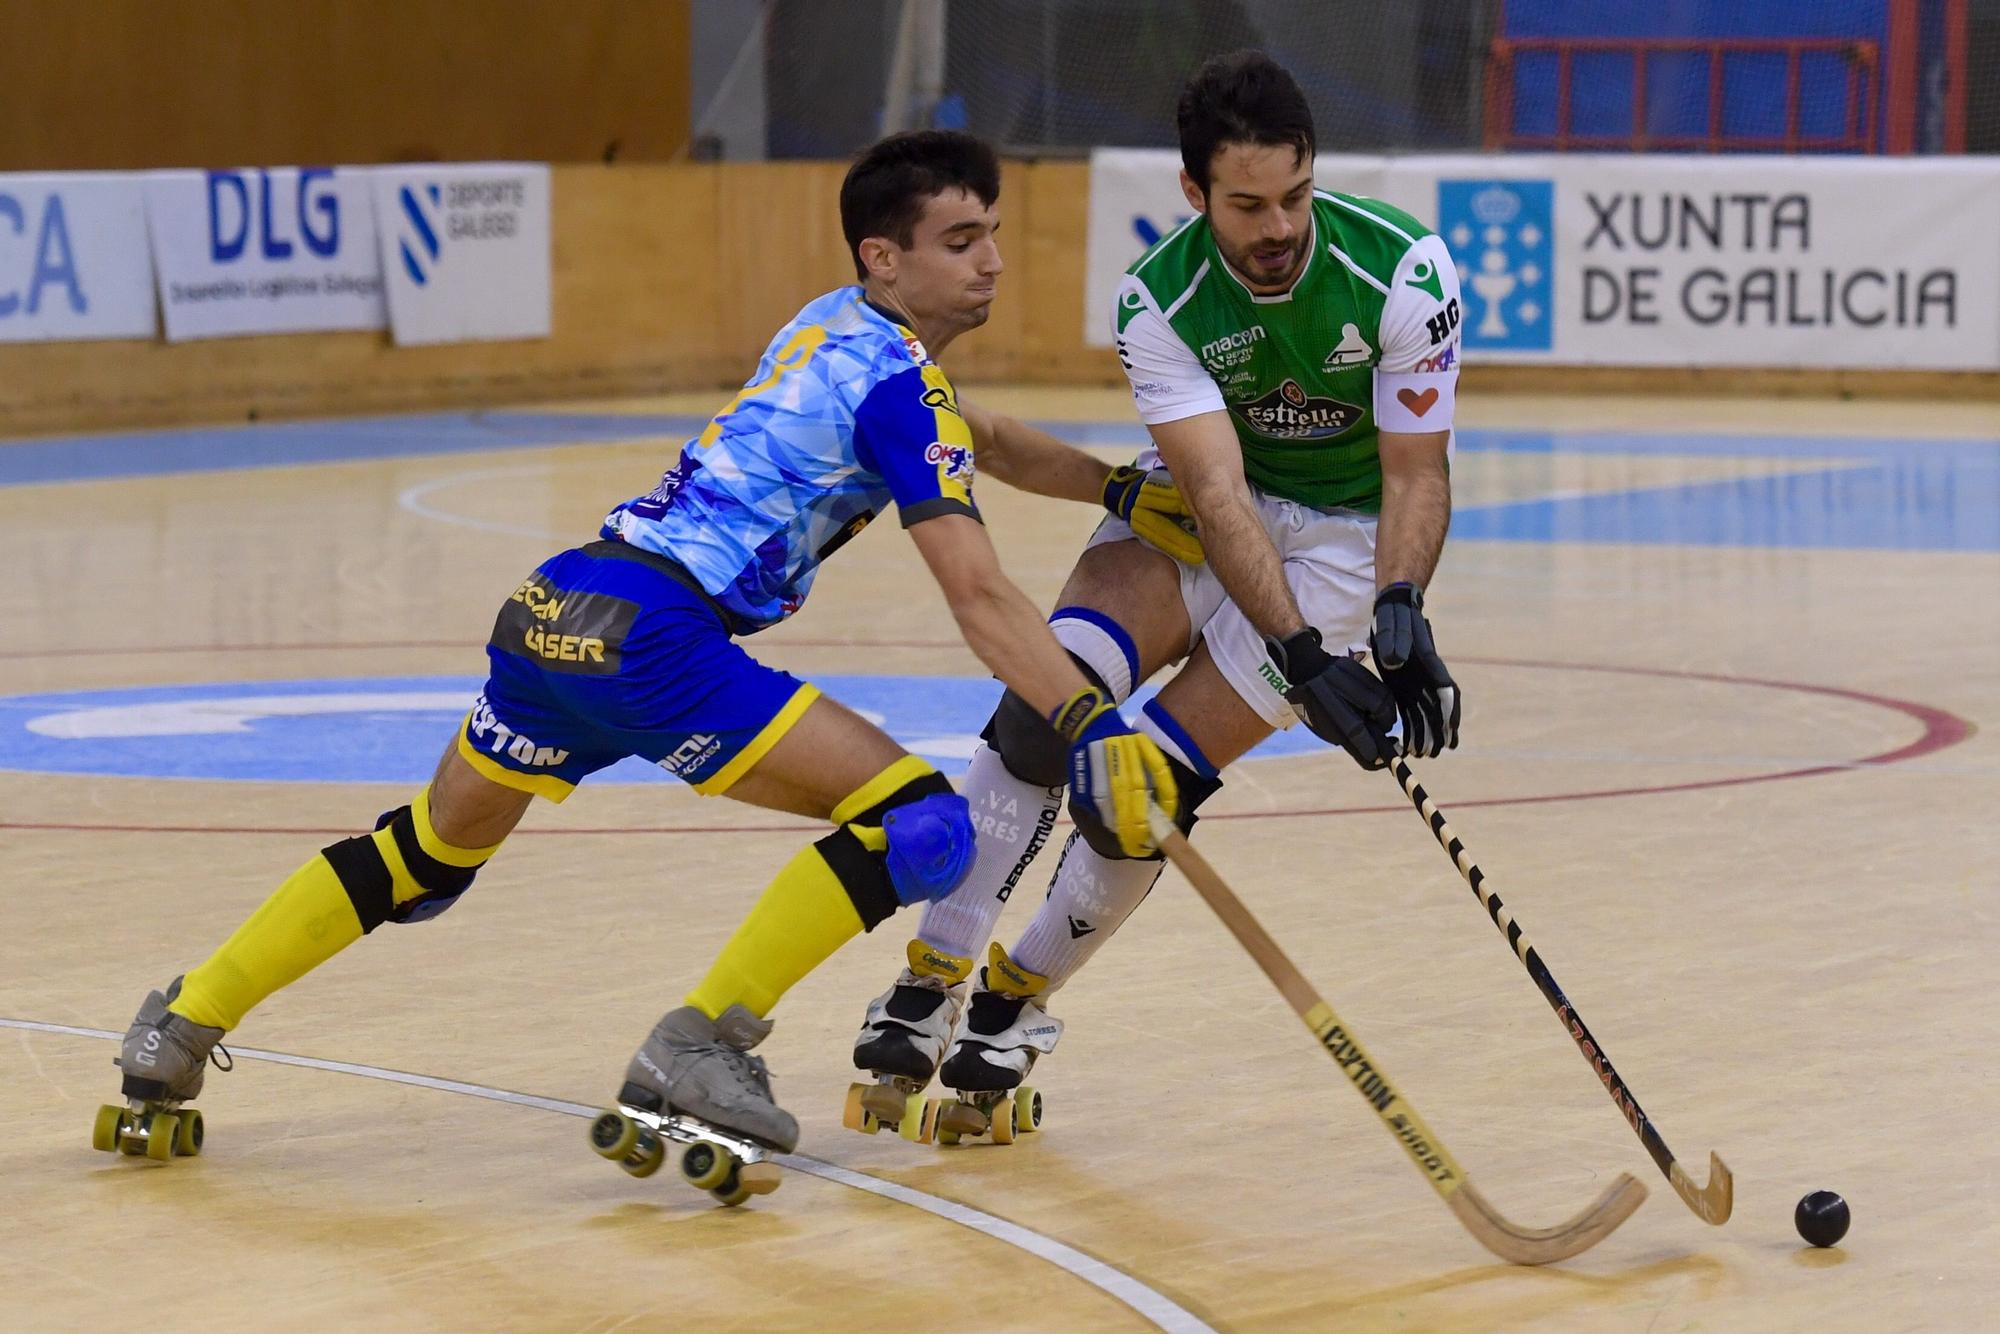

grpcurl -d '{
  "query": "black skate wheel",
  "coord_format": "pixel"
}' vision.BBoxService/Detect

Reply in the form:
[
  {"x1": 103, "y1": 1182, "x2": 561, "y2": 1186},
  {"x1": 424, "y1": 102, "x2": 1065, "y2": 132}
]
[
  {"x1": 174, "y1": 1108, "x2": 204, "y2": 1156},
  {"x1": 680, "y1": 1141, "x2": 736, "y2": 1192},
  {"x1": 144, "y1": 1112, "x2": 179, "y2": 1161},
  {"x1": 589, "y1": 1110, "x2": 639, "y2": 1161},
  {"x1": 92, "y1": 1104, "x2": 122, "y2": 1154}
]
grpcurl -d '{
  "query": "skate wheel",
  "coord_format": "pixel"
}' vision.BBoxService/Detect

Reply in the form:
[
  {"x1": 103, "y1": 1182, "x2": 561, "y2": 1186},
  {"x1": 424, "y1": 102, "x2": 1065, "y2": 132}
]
[
  {"x1": 990, "y1": 1099, "x2": 1016, "y2": 1146},
  {"x1": 842, "y1": 1083, "x2": 881, "y2": 1135},
  {"x1": 711, "y1": 1181, "x2": 753, "y2": 1207},
  {"x1": 174, "y1": 1108, "x2": 204, "y2": 1157},
  {"x1": 623, "y1": 1134, "x2": 666, "y2": 1179},
  {"x1": 144, "y1": 1112, "x2": 179, "y2": 1161},
  {"x1": 1013, "y1": 1086, "x2": 1043, "y2": 1134},
  {"x1": 680, "y1": 1141, "x2": 737, "y2": 1193},
  {"x1": 588, "y1": 1110, "x2": 640, "y2": 1162},
  {"x1": 92, "y1": 1104, "x2": 123, "y2": 1154}
]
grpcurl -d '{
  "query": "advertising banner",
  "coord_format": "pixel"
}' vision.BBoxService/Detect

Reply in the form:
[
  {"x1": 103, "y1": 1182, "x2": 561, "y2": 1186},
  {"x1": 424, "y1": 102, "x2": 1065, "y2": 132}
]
[
  {"x1": 371, "y1": 163, "x2": 551, "y2": 346},
  {"x1": 0, "y1": 173, "x2": 156, "y2": 343},
  {"x1": 1088, "y1": 151, "x2": 2000, "y2": 369},
  {"x1": 145, "y1": 167, "x2": 386, "y2": 341}
]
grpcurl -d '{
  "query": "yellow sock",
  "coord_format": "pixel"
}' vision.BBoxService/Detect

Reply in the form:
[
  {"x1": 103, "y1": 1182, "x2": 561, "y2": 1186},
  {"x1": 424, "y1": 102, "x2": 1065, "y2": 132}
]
[
  {"x1": 171, "y1": 851, "x2": 362, "y2": 1031},
  {"x1": 685, "y1": 841, "x2": 865, "y2": 1021}
]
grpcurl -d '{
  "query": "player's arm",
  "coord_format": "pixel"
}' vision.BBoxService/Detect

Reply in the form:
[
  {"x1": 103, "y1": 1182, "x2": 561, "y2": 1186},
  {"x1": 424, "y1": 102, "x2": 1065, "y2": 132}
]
[
  {"x1": 964, "y1": 399, "x2": 1205, "y2": 564},
  {"x1": 1368, "y1": 233, "x2": 1466, "y2": 756}
]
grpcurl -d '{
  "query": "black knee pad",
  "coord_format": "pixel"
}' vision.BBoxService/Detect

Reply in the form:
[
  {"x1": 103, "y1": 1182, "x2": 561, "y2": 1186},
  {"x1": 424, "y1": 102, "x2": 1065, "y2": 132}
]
[
  {"x1": 982, "y1": 653, "x2": 1107, "y2": 787},
  {"x1": 321, "y1": 806, "x2": 483, "y2": 934},
  {"x1": 1069, "y1": 755, "x2": 1223, "y2": 861}
]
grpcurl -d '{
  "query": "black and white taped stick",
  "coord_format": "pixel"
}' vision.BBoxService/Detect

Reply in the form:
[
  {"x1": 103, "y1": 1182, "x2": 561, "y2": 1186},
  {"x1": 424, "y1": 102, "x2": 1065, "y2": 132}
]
[
  {"x1": 1146, "y1": 807, "x2": 1645, "y2": 1264},
  {"x1": 1389, "y1": 757, "x2": 1734, "y2": 1225}
]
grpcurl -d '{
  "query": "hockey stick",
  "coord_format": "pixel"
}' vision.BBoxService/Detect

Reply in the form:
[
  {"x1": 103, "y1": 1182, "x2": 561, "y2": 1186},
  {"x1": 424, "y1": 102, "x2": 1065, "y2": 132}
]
[
  {"x1": 1146, "y1": 808, "x2": 1645, "y2": 1264},
  {"x1": 1388, "y1": 758, "x2": 1733, "y2": 1225}
]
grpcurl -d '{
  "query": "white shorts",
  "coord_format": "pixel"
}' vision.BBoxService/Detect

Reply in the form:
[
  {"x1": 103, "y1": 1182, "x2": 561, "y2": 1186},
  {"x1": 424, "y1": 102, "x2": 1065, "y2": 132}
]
[{"x1": 1085, "y1": 491, "x2": 1378, "y2": 731}]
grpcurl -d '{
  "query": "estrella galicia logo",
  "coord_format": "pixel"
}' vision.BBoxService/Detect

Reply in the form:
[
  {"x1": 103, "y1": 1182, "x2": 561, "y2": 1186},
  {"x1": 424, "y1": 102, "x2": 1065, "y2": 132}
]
[
  {"x1": 397, "y1": 183, "x2": 443, "y2": 286},
  {"x1": 1236, "y1": 378, "x2": 1363, "y2": 440},
  {"x1": 1437, "y1": 179, "x2": 1553, "y2": 351}
]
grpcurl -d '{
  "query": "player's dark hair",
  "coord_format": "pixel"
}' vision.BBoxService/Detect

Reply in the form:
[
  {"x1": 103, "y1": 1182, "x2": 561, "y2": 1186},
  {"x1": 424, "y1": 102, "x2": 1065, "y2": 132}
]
[
  {"x1": 1177, "y1": 50, "x2": 1316, "y2": 194},
  {"x1": 841, "y1": 130, "x2": 1001, "y2": 280}
]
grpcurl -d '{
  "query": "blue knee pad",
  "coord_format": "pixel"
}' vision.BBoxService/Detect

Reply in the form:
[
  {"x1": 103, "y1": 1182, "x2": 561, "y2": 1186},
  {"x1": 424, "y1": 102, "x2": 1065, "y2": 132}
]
[{"x1": 881, "y1": 792, "x2": 976, "y2": 906}]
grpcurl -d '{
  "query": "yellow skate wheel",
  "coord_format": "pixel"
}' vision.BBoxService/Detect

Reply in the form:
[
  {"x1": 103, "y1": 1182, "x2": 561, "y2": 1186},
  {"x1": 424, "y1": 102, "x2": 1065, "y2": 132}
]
[
  {"x1": 711, "y1": 1181, "x2": 752, "y2": 1207},
  {"x1": 92, "y1": 1104, "x2": 123, "y2": 1154},
  {"x1": 989, "y1": 1099, "x2": 1016, "y2": 1146},
  {"x1": 622, "y1": 1135, "x2": 666, "y2": 1179},
  {"x1": 679, "y1": 1141, "x2": 737, "y2": 1193},
  {"x1": 842, "y1": 1083, "x2": 881, "y2": 1135},
  {"x1": 588, "y1": 1110, "x2": 640, "y2": 1161},
  {"x1": 895, "y1": 1091, "x2": 927, "y2": 1142},
  {"x1": 174, "y1": 1108, "x2": 204, "y2": 1156},
  {"x1": 144, "y1": 1112, "x2": 180, "y2": 1161},
  {"x1": 1013, "y1": 1087, "x2": 1043, "y2": 1134}
]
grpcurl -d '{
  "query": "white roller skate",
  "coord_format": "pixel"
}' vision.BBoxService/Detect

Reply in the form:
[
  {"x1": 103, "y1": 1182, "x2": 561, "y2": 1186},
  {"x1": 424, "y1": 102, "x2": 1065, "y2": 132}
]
[
  {"x1": 588, "y1": 1003, "x2": 793, "y2": 1207},
  {"x1": 843, "y1": 941, "x2": 971, "y2": 1144},
  {"x1": 94, "y1": 976, "x2": 230, "y2": 1161},
  {"x1": 932, "y1": 944, "x2": 1058, "y2": 1146}
]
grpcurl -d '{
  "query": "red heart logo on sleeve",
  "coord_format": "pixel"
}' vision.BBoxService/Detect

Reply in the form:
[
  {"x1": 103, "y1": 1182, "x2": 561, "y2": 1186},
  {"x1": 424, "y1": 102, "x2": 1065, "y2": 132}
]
[{"x1": 1396, "y1": 387, "x2": 1439, "y2": 417}]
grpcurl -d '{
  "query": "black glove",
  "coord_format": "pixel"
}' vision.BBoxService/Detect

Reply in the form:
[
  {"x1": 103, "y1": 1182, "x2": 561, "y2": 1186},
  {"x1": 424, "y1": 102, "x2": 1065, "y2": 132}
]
[
  {"x1": 1370, "y1": 582, "x2": 1460, "y2": 758},
  {"x1": 1264, "y1": 627, "x2": 1399, "y2": 771}
]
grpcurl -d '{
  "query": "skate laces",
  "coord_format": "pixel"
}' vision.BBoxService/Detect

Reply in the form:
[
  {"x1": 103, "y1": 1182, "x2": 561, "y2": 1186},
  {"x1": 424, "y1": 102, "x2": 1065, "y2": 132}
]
[{"x1": 209, "y1": 1043, "x2": 233, "y2": 1073}]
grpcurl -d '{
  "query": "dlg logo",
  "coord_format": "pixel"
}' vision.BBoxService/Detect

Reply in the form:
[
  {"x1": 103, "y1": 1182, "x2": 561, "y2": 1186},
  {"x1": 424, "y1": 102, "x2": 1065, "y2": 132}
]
[
  {"x1": 1437, "y1": 180, "x2": 1554, "y2": 351},
  {"x1": 397, "y1": 183, "x2": 444, "y2": 286}
]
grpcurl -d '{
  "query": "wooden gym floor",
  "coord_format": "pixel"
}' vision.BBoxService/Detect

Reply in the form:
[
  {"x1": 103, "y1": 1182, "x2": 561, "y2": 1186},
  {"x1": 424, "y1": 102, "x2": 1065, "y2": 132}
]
[{"x1": 1, "y1": 386, "x2": 1994, "y2": 1330}]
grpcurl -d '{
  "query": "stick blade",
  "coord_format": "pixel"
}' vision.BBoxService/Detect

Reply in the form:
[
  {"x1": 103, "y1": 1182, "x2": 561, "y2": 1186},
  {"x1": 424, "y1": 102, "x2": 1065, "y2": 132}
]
[
  {"x1": 1447, "y1": 1173, "x2": 1647, "y2": 1265},
  {"x1": 1669, "y1": 1152, "x2": 1733, "y2": 1225}
]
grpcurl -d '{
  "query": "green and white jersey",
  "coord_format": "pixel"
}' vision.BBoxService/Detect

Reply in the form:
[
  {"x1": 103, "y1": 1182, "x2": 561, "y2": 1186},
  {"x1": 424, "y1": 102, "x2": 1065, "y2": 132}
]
[{"x1": 1113, "y1": 190, "x2": 1462, "y2": 513}]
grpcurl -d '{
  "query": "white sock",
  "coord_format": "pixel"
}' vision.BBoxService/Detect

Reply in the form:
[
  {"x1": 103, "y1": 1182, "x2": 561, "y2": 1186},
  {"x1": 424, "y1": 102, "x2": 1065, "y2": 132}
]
[
  {"x1": 1008, "y1": 833, "x2": 1162, "y2": 996},
  {"x1": 917, "y1": 743, "x2": 1062, "y2": 959}
]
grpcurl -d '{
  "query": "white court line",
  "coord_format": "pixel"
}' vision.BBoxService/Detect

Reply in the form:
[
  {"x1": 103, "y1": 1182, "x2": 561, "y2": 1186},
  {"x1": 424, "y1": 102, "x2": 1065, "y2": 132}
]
[
  {"x1": 396, "y1": 465, "x2": 567, "y2": 540},
  {"x1": 6, "y1": 1017, "x2": 1215, "y2": 1334}
]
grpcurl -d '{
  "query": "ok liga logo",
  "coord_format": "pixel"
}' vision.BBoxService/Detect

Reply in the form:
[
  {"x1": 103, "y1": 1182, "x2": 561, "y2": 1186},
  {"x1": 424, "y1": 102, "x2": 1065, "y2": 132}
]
[{"x1": 1437, "y1": 180, "x2": 1554, "y2": 351}]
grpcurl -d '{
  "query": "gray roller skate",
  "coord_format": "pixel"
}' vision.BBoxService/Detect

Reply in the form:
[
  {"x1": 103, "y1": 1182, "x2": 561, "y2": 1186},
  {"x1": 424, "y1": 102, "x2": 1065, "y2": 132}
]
[
  {"x1": 932, "y1": 944, "x2": 1057, "y2": 1145},
  {"x1": 94, "y1": 976, "x2": 230, "y2": 1161},
  {"x1": 588, "y1": 1003, "x2": 793, "y2": 1207},
  {"x1": 843, "y1": 941, "x2": 972, "y2": 1144}
]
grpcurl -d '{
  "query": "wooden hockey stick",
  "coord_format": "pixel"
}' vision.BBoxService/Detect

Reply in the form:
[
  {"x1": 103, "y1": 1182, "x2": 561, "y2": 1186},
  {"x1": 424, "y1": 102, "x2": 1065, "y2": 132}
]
[
  {"x1": 1388, "y1": 758, "x2": 1733, "y2": 1225},
  {"x1": 1147, "y1": 809, "x2": 1646, "y2": 1264}
]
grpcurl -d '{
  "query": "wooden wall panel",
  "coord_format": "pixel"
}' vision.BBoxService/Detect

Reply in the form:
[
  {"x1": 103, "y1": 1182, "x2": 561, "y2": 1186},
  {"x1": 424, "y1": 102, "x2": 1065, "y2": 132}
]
[{"x1": 0, "y1": 0, "x2": 690, "y2": 170}]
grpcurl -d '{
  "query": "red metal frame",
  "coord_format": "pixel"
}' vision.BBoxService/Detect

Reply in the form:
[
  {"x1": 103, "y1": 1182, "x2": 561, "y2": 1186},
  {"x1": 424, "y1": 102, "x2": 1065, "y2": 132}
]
[
  {"x1": 1883, "y1": 0, "x2": 1919, "y2": 152},
  {"x1": 1485, "y1": 36, "x2": 1880, "y2": 153},
  {"x1": 1944, "y1": 0, "x2": 1968, "y2": 152}
]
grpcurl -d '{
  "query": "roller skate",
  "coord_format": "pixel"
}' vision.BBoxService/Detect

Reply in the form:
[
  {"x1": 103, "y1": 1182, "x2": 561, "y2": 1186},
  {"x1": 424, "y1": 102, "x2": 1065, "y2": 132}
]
[
  {"x1": 588, "y1": 1003, "x2": 793, "y2": 1207},
  {"x1": 93, "y1": 976, "x2": 229, "y2": 1162},
  {"x1": 843, "y1": 941, "x2": 971, "y2": 1144},
  {"x1": 931, "y1": 945, "x2": 1057, "y2": 1146}
]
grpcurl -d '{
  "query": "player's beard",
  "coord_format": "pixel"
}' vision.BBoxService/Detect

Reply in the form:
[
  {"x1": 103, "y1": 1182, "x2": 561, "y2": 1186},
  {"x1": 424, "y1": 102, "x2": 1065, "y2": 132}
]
[{"x1": 1224, "y1": 231, "x2": 1310, "y2": 291}]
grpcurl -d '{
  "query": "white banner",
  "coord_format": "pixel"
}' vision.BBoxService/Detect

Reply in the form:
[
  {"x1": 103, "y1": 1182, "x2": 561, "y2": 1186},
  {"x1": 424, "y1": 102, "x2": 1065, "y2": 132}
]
[
  {"x1": 1088, "y1": 151, "x2": 2000, "y2": 370},
  {"x1": 371, "y1": 163, "x2": 551, "y2": 346},
  {"x1": 145, "y1": 167, "x2": 385, "y2": 342},
  {"x1": 0, "y1": 173, "x2": 155, "y2": 343},
  {"x1": 1083, "y1": 149, "x2": 1388, "y2": 347}
]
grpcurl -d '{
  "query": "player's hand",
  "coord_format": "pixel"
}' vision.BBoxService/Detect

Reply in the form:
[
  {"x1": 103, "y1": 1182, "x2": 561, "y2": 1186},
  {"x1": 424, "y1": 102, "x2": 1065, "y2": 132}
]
[
  {"x1": 1101, "y1": 465, "x2": 1204, "y2": 565},
  {"x1": 1370, "y1": 583, "x2": 1460, "y2": 758},
  {"x1": 1051, "y1": 686, "x2": 1180, "y2": 857},
  {"x1": 1265, "y1": 627, "x2": 1400, "y2": 771}
]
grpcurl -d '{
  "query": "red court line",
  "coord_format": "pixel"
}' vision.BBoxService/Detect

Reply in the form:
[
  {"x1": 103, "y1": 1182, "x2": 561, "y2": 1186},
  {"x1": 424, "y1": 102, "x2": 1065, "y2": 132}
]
[{"x1": 0, "y1": 650, "x2": 1973, "y2": 837}]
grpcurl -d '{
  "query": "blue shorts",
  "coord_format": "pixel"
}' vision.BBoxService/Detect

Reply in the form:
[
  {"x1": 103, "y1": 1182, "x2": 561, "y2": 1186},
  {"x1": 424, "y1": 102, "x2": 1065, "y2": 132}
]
[{"x1": 459, "y1": 541, "x2": 818, "y2": 802}]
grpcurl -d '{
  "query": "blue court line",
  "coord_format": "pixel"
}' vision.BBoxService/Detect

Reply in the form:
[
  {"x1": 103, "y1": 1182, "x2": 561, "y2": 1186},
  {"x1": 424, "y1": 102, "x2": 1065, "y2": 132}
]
[{"x1": 3, "y1": 407, "x2": 1995, "y2": 551}]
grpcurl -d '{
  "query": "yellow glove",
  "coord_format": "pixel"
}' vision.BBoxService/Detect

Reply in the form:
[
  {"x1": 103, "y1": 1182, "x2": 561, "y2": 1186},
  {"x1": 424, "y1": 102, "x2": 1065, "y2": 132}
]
[
  {"x1": 1101, "y1": 465, "x2": 1205, "y2": 565},
  {"x1": 1051, "y1": 686, "x2": 1181, "y2": 858}
]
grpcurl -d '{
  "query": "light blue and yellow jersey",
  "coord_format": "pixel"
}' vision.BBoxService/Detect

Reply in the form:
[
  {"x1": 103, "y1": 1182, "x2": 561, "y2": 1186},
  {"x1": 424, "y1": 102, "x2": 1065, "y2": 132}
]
[{"x1": 601, "y1": 286, "x2": 978, "y2": 633}]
